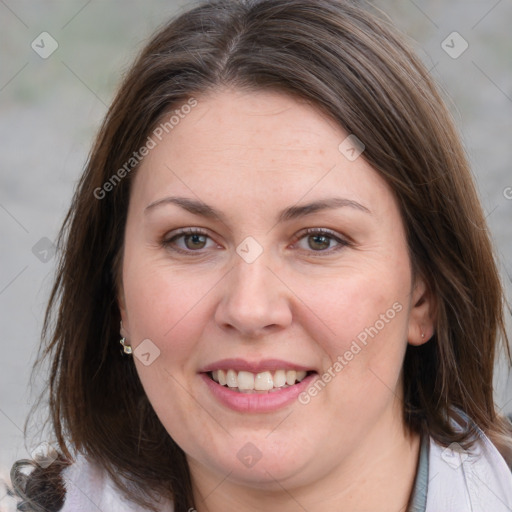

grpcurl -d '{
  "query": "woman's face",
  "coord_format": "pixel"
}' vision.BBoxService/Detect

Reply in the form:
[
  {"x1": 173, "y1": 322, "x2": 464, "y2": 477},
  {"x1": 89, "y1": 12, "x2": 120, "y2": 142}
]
[{"x1": 120, "y1": 89, "x2": 431, "y2": 492}]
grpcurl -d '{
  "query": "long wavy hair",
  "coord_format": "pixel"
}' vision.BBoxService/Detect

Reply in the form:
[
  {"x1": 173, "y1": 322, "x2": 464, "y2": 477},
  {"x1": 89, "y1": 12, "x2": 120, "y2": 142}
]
[{"x1": 10, "y1": 0, "x2": 511, "y2": 511}]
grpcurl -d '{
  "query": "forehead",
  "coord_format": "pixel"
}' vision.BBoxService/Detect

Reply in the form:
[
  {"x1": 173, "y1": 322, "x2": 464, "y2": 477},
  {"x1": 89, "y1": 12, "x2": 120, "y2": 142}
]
[
  {"x1": 130, "y1": 88, "x2": 393, "y2": 217},
  {"x1": 163, "y1": 89, "x2": 341, "y2": 165}
]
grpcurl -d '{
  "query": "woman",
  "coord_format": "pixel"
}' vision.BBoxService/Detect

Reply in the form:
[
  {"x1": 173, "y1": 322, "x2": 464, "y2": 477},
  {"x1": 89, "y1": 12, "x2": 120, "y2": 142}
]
[{"x1": 9, "y1": 0, "x2": 512, "y2": 511}]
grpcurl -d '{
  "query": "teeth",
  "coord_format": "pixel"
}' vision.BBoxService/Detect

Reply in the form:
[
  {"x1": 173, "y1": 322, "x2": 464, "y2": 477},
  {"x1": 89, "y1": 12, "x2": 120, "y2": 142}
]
[
  {"x1": 237, "y1": 371, "x2": 255, "y2": 390},
  {"x1": 296, "y1": 371, "x2": 307, "y2": 382},
  {"x1": 273, "y1": 370, "x2": 287, "y2": 388},
  {"x1": 286, "y1": 370, "x2": 297, "y2": 385},
  {"x1": 210, "y1": 368, "x2": 310, "y2": 392},
  {"x1": 226, "y1": 369, "x2": 238, "y2": 388},
  {"x1": 254, "y1": 371, "x2": 273, "y2": 391}
]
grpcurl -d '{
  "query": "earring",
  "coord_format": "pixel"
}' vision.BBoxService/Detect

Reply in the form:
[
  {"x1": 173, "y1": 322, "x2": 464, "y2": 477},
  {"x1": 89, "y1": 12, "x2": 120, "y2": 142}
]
[{"x1": 120, "y1": 337, "x2": 133, "y2": 355}]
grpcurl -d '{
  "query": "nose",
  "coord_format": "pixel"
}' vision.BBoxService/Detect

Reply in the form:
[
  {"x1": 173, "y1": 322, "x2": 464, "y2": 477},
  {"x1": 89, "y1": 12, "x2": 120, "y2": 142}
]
[{"x1": 214, "y1": 253, "x2": 293, "y2": 338}]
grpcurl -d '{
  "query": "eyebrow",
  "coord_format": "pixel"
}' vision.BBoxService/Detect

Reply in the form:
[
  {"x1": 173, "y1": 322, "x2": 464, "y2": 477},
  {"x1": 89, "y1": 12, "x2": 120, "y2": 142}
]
[{"x1": 144, "y1": 196, "x2": 371, "y2": 223}]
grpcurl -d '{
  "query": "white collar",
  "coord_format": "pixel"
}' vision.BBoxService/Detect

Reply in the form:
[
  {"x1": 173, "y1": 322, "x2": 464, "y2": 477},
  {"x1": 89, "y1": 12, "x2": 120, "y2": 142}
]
[
  {"x1": 426, "y1": 417, "x2": 512, "y2": 511},
  {"x1": 62, "y1": 454, "x2": 173, "y2": 511}
]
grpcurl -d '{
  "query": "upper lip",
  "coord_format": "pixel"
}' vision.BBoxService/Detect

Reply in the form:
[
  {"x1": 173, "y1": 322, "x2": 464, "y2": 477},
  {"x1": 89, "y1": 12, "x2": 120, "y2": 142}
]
[{"x1": 199, "y1": 358, "x2": 315, "y2": 374}]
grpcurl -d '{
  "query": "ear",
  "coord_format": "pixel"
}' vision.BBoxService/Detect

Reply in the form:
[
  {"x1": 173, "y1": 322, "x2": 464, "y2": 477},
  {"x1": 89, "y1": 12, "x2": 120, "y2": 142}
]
[{"x1": 407, "y1": 274, "x2": 435, "y2": 346}]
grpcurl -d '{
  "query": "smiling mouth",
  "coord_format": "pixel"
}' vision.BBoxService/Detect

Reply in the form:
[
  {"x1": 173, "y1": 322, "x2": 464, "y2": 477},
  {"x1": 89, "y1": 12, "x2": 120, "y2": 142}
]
[{"x1": 208, "y1": 369, "x2": 316, "y2": 393}]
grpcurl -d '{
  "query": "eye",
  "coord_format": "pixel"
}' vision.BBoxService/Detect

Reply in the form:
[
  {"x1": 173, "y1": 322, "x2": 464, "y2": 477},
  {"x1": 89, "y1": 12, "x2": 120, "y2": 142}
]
[
  {"x1": 293, "y1": 228, "x2": 350, "y2": 254},
  {"x1": 162, "y1": 227, "x2": 350, "y2": 256},
  {"x1": 162, "y1": 228, "x2": 218, "y2": 254}
]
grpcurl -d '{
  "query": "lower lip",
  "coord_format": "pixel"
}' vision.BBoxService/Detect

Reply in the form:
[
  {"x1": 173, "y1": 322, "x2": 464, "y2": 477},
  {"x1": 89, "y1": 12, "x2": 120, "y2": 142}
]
[{"x1": 200, "y1": 372, "x2": 317, "y2": 413}]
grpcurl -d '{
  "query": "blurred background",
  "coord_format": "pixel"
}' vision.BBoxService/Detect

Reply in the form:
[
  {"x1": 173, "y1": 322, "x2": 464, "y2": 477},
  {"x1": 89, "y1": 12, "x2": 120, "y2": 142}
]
[{"x1": 1, "y1": 0, "x2": 511, "y2": 481}]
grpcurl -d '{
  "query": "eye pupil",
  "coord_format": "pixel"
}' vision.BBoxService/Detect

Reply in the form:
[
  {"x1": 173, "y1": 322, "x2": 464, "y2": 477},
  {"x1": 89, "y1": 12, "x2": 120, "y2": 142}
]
[
  {"x1": 185, "y1": 234, "x2": 207, "y2": 250},
  {"x1": 309, "y1": 235, "x2": 330, "y2": 251}
]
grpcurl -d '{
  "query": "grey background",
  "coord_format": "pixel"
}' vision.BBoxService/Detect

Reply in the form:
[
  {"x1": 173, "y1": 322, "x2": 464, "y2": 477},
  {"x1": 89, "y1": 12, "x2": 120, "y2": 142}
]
[{"x1": 1, "y1": 0, "x2": 511, "y2": 479}]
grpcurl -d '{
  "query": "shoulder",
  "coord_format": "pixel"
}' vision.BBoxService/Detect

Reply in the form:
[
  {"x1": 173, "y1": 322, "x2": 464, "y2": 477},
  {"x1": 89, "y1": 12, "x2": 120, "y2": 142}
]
[
  {"x1": 7, "y1": 451, "x2": 173, "y2": 512},
  {"x1": 426, "y1": 413, "x2": 512, "y2": 512},
  {"x1": 60, "y1": 453, "x2": 110, "y2": 511},
  {"x1": 60, "y1": 453, "x2": 174, "y2": 512},
  {"x1": 0, "y1": 472, "x2": 19, "y2": 512}
]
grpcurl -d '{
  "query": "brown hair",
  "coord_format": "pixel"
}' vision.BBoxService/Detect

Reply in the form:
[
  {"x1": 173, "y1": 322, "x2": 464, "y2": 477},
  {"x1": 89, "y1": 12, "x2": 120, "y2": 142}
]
[{"x1": 11, "y1": 0, "x2": 511, "y2": 510}]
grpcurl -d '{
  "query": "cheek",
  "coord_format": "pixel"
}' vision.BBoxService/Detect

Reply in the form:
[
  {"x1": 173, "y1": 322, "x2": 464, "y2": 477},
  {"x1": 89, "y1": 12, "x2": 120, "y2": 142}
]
[
  {"x1": 299, "y1": 267, "x2": 410, "y2": 353},
  {"x1": 292, "y1": 250, "x2": 411, "y2": 409},
  {"x1": 122, "y1": 252, "x2": 219, "y2": 356},
  {"x1": 297, "y1": 275, "x2": 409, "y2": 434},
  {"x1": 121, "y1": 258, "x2": 215, "y2": 446}
]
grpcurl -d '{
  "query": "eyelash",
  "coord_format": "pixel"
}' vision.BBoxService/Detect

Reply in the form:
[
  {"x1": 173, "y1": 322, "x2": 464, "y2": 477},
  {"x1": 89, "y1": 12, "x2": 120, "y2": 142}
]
[{"x1": 162, "y1": 227, "x2": 351, "y2": 256}]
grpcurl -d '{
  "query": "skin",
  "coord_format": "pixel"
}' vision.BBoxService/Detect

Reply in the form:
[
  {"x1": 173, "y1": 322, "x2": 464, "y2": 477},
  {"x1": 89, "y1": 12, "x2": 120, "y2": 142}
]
[{"x1": 119, "y1": 89, "x2": 434, "y2": 512}]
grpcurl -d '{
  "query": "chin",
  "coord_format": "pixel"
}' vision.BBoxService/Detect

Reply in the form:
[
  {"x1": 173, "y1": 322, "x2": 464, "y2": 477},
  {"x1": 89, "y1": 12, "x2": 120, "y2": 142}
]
[{"x1": 194, "y1": 433, "x2": 319, "y2": 489}]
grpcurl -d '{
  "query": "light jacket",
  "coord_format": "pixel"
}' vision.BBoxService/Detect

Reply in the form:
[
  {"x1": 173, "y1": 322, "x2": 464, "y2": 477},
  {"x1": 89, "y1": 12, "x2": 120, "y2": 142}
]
[{"x1": 426, "y1": 422, "x2": 512, "y2": 511}]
